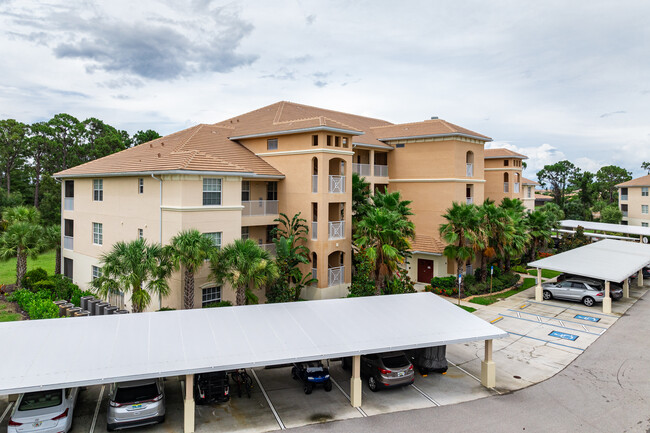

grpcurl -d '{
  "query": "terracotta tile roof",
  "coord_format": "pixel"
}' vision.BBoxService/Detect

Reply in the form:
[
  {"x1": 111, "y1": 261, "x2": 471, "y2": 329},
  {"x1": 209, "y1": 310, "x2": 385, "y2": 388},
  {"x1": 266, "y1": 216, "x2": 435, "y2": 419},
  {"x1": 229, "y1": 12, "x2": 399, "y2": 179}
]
[
  {"x1": 616, "y1": 174, "x2": 650, "y2": 187},
  {"x1": 410, "y1": 235, "x2": 446, "y2": 255},
  {"x1": 371, "y1": 119, "x2": 491, "y2": 142},
  {"x1": 484, "y1": 148, "x2": 528, "y2": 159},
  {"x1": 54, "y1": 124, "x2": 283, "y2": 178},
  {"x1": 521, "y1": 177, "x2": 539, "y2": 186}
]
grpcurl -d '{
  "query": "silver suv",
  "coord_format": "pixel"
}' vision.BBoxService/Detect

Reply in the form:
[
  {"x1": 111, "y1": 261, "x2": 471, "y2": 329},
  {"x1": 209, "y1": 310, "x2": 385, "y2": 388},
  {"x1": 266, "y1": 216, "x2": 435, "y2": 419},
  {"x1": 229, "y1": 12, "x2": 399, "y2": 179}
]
[
  {"x1": 343, "y1": 352, "x2": 415, "y2": 391},
  {"x1": 542, "y1": 278, "x2": 623, "y2": 306},
  {"x1": 107, "y1": 379, "x2": 165, "y2": 431}
]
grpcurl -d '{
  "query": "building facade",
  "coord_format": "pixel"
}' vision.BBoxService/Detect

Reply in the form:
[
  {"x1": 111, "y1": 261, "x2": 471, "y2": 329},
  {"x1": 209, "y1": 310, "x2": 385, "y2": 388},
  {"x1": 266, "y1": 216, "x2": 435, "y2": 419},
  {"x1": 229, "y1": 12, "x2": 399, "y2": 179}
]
[{"x1": 617, "y1": 174, "x2": 650, "y2": 227}]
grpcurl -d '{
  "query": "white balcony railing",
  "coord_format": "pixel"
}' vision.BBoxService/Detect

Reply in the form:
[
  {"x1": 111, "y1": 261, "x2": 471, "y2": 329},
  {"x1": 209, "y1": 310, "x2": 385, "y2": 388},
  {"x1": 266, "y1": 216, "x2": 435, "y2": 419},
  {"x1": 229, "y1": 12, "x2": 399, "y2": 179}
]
[
  {"x1": 621, "y1": 195, "x2": 628, "y2": 201},
  {"x1": 352, "y1": 163, "x2": 371, "y2": 177},
  {"x1": 328, "y1": 221, "x2": 345, "y2": 240},
  {"x1": 329, "y1": 175, "x2": 345, "y2": 193},
  {"x1": 64, "y1": 236, "x2": 73, "y2": 250},
  {"x1": 504, "y1": 182, "x2": 509, "y2": 193},
  {"x1": 466, "y1": 163, "x2": 473, "y2": 177},
  {"x1": 374, "y1": 165, "x2": 388, "y2": 177},
  {"x1": 64, "y1": 197, "x2": 74, "y2": 211},
  {"x1": 242, "y1": 200, "x2": 279, "y2": 217},
  {"x1": 466, "y1": 197, "x2": 473, "y2": 205},
  {"x1": 622, "y1": 211, "x2": 628, "y2": 217},
  {"x1": 312, "y1": 268, "x2": 317, "y2": 280},
  {"x1": 312, "y1": 222, "x2": 317, "y2": 240},
  {"x1": 514, "y1": 182, "x2": 520, "y2": 193},
  {"x1": 328, "y1": 266, "x2": 344, "y2": 286},
  {"x1": 312, "y1": 175, "x2": 318, "y2": 193},
  {"x1": 259, "y1": 243, "x2": 276, "y2": 256}
]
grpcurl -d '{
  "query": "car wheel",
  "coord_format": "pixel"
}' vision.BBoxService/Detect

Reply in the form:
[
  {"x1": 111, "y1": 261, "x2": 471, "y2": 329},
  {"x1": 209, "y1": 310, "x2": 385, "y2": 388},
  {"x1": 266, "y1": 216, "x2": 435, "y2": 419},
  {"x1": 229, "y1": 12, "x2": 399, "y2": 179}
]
[
  {"x1": 582, "y1": 296, "x2": 595, "y2": 307},
  {"x1": 324, "y1": 380, "x2": 332, "y2": 392},
  {"x1": 304, "y1": 382, "x2": 313, "y2": 395},
  {"x1": 368, "y1": 376, "x2": 379, "y2": 392},
  {"x1": 291, "y1": 367, "x2": 298, "y2": 380},
  {"x1": 543, "y1": 290, "x2": 552, "y2": 300}
]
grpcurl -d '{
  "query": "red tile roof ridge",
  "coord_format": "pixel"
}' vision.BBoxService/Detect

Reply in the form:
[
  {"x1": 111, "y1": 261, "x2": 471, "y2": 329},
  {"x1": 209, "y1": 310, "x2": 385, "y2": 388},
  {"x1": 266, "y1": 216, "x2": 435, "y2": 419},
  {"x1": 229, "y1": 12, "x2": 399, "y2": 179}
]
[
  {"x1": 174, "y1": 124, "x2": 206, "y2": 153},
  {"x1": 271, "y1": 115, "x2": 361, "y2": 132}
]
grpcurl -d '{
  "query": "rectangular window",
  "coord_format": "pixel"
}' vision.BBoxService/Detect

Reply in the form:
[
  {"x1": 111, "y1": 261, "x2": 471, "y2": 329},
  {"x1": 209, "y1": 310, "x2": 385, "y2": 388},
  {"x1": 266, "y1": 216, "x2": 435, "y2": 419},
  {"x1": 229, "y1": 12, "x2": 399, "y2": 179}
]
[
  {"x1": 93, "y1": 179, "x2": 103, "y2": 201},
  {"x1": 267, "y1": 181, "x2": 278, "y2": 201},
  {"x1": 138, "y1": 178, "x2": 144, "y2": 194},
  {"x1": 342, "y1": 137, "x2": 348, "y2": 148},
  {"x1": 64, "y1": 258, "x2": 73, "y2": 280},
  {"x1": 643, "y1": 187, "x2": 649, "y2": 197},
  {"x1": 91, "y1": 265, "x2": 102, "y2": 281},
  {"x1": 241, "y1": 227, "x2": 249, "y2": 240},
  {"x1": 267, "y1": 138, "x2": 278, "y2": 150},
  {"x1": 642, "y1": 222, "x2": 649, "y2": 228},
  {"x1": 64, "y1": 219, "x2": 74, "y2": 237},
  {"x1": 241, "y1": 181, "x2": 250, "y2": 201},
  {"x1": 504, "y1": 160, "x2": 509, "y2": 167},
  {"x1": 395, "y1": 143, "x2": 405, "y2": 148},
  {"x1": 326, "y1": 135, "x2": 332, "y2": 146},
  {"x1": 93, "y1": 223, "x2": 103, "y2": 245},
  {"x1": 203, "y1": 178, "x2": 222, "y2": 205},
  {"x1": 643, "y1": 205, "x2": 649, "y2": 214},
  {"x1": 64, "y1": 180, "x2": 74, "y2": 198},
  {"x1": 621, "y1": 220, "x2": 628, "y2": 225},
  {"x1": 335, "y1": 136, "x2": 341, "y2": 147},
  {"x1": 312, "y1": 135, "x2": 318, "y2": 146},
  {"x1": 266, "y1": 225, "x2": 276, "y2": 243},
  {"x1": 202, "y1": 286, "x2": 221, "y2": 307},
  {"x1": 138, "y1": 228, "x2": 144, "y2": 240},
  {"x1": 204, "y1": 232, "x2": 222, "y2": 249}
]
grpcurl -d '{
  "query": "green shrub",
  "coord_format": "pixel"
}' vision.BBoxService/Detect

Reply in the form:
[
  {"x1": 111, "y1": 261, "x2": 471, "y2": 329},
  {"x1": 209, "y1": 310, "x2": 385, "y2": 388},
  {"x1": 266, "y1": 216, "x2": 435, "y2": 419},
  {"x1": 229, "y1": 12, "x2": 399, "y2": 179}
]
[
  {"x1": 511, "y1": 265, "x2": 527, "y2": 273},
  {"x1": 349, "y1": 249, "x2": 376, "y2": 297},
  {"x1": 22, "y1": 268, "x2": 48, "y2": 291},
  {"x1": 383, "y1": 269, "x2": 416, "y2": 295},
  {"x1": 157, "y1": 307, "x2": 177, "y2": 311},
  {"x1": 32, "y1": 280, "x2": 56, "y2": 297},
  {"x1": 7, "y1": 289, "x2": 34, "y2": 310},
  {"x1": 464, "y1": 282, "x2": 486, "y2": 296},
  {"x1": 203, "y1": 301, "x2": 233, "y2": 308},
  {"x1": 463, "y1": 274, "x2": 476, "y2": 286},
  {"x1": 48, "y1": 275, "x2": 80, "y2": 300},
  {"x1": 430, "y1": 276, "x2": 455, "y2": 291},
  {"x1": 458, "y1": 305, "x2": 476, "y2": 313},
  {"x1": 27, "y1": 298, "x2": 59, "y2": 320}
]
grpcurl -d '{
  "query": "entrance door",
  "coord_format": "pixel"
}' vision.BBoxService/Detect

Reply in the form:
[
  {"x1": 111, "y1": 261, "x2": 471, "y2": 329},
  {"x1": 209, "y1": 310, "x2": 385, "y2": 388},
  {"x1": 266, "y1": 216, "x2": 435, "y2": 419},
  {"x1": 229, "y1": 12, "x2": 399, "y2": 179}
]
[{"x1": 417, "y1": 259, "x2": 434, "y2": 283}]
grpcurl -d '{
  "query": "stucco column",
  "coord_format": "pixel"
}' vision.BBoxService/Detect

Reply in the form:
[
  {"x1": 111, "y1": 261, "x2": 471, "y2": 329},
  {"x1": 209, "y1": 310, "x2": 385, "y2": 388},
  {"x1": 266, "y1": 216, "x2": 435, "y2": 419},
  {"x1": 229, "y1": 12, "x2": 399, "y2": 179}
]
[
  {"x1": 623, "y1": 278, "x2": 630, "y2": 298},
  {"x1": 481, "y1": 339, "x2": 496, "y2": 388},
  {"x1": 369, "y1": 149, "x2": 375, "y2": 192},
  {"x1": 535, "y1": 267, "x2": 543, "y2": 302},
  {"x1": 603, "y1": 281, "x2": 612, "y2": 314},
  {"x1": 184, "y1": 374, "x2": 195, "y2": 433},
  {"x1": 639, "y1": 269, "x2": 645, "y2": 287},
  {"x1": 350, "y1": 355, "x2": 362, "y2": 407}
]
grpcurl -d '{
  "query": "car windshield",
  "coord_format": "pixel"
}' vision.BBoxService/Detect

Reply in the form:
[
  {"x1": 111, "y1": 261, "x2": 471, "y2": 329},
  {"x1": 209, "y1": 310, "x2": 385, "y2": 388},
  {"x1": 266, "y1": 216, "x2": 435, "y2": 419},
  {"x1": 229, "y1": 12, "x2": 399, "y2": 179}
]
[
  {"x1": 306, "y1": 366, "x2": 324, "y2": 373},
  {"x1": 18, "y1": 390, "x2": 63, "y2": 411},
  {"x1": 382, "y1": 355, "x2": 410, "y2": 368},
  {"x1": 114, "y1": 383, "x2": 159, "y2": 403}
]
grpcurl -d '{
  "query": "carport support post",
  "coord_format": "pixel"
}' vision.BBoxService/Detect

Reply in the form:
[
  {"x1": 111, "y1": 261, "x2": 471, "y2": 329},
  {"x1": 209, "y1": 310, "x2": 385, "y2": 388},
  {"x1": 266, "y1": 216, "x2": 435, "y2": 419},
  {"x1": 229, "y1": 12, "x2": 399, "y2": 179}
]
[
  {"x1": 623, "y1": 278, "x2": 630, "y2": 298},
  {"x1": 184, "y1": 374, "x2": 195, "y2": 433},
  {"x1": 535, "y1": 267, "x2": 543, "y2": 302},
  {"x1": 639, "y1": 269, "x2": 645, "y2": 287},
  {"x1": 603, "y1": 281, "x2": 612, "y2": 314},
  {"x1": 350, "y1": 355, "x2": 362, "y2": 407},
  {"x1": 481, "y1": 339, "x2": 496, "y2": 388}
]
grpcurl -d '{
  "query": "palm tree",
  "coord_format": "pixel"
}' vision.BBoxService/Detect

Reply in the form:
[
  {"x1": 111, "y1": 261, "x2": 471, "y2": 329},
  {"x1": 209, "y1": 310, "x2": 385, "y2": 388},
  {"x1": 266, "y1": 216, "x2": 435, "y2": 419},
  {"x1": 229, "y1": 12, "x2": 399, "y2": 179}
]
[
  {"x1": 43, "y1": 225, "x2": 62, "y2": 274},
  {"x1": 91, "y1": 239, "x2": 173, "y2": 313},
  {"x1": 526, "y1": 210, "x2": 553, "y2": 260},
  {"x1": 439, "y1": 202, "x2": 479, "y2": 278},
  {"x1": 355, "y1": 207, "x2": 414, "y2": 295},
  {"x1": 475, "y1": 200, "x2": 506, "y2": 281},
  {"x1": 211, "y1": 239, "x2": 278, "y2": 306},
  {"x1": 167, "y1": 229, "x2": 217, "y2": 309},
  {"x1": 370, "y1": 191, "x2": 415, "y2": 238},
  {"x1": 352, "y1": 172, "x2": 371, "y2": 226},
  {"x1": 0, "y1": 221, "x2": 45, "y2": 286}
]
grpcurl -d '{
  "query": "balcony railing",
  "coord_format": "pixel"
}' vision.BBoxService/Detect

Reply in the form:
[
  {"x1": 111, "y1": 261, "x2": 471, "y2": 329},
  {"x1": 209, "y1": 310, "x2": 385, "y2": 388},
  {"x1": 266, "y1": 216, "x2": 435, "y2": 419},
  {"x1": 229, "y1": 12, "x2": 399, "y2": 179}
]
[
  {"x1": 466, "y1": 197, "x2": 473, "y2": 205},
  {"x1": 352, "y1": 163, "x2": 371, "y2": 177},
  {"x1": 329, "y1": 221, "x2": 345, "y2": 240},
  {"x1": 329, "y1": 175, "x2": 345, "y2": 193},
  {"x1": 504, "y1": 183, "x2": 509, "y2": 193},
  {"x1": 64, "y1": 236, "x2": 73, "y2": 250},
  {"x1": 242, "y1": 200, "x2": 279, "y2": 216},
  {"x1": 328, "y1": 266, "x2": 344, "y2": 286},
  {"x1": 312, "y1": 222, "x2": 317, "y2": 240},
  {"x1": 466, "y1": 163, "x2": 473, "y2": 177},
  {"x1": 374, "y1": 165, "x2": 388, "y2": 177},
  {"x1": 312, "y1": 175, "x2": 318, "y2": 193},
  {"x1": 514, "y1": 182, "x2": 520, "y2": 193},
  {"x1": 259, "y1": 243, "x2": 276, "y2": 256},
  {"x1": 312, "y1": 268, "x2": 317, "y2": 280},
  {"x1": 64, "y1": 197, "x2": 74, "y2": 211},
  {"x1": 621, "y1": 195, "x2": 628, "y2": 201}
]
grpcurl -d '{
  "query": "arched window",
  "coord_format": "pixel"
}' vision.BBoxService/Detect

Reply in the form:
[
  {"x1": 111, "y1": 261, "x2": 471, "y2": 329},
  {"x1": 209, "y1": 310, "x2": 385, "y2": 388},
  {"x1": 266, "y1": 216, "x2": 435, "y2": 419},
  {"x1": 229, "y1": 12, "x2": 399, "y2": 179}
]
[
  {"x1": 504, "y1": 173, "x2": 509, "y2": 182},
  {"x1": 466, "y1": 151, "x2": 474, "y2": 176}
]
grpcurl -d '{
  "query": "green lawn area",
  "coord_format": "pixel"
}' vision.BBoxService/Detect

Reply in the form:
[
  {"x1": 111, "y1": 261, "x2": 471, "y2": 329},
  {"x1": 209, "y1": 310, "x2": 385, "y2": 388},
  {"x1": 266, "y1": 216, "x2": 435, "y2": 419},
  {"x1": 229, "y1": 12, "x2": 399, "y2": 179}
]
[
  {"x1": 527, "y1": 269, "x2": 562, "y2": 279},
  {"x1": 469, "y1": 278, "x2": 536, "y2": 306},
  {"x1": 0, "y1": 250, "x2": 56, "y2": 285},
  {"x1": 0, "y1": 304, "x2": 21, "y2": 322},
  {"x1": 458, "y1": 305, "x2": 476, "y2": 313}
]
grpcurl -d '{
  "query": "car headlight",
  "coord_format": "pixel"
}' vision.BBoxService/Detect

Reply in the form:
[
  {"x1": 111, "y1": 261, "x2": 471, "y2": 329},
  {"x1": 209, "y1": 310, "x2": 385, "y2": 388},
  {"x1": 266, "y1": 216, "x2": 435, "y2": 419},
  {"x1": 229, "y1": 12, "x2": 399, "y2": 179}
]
[{"x1": 307, "y1": 377, "x2": 314, "y2": 380}]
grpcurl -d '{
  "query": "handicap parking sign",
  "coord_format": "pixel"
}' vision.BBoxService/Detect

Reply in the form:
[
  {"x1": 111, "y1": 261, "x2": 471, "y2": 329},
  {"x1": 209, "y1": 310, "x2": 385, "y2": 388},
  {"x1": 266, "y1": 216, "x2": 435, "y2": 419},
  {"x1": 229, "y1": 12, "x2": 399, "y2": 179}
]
[
  {"x1": 574, "y1": 314, "x2": 600, "y2": 323},
  {"x1": 549, "y1": 331, "x2": 579, "y2": 341}
]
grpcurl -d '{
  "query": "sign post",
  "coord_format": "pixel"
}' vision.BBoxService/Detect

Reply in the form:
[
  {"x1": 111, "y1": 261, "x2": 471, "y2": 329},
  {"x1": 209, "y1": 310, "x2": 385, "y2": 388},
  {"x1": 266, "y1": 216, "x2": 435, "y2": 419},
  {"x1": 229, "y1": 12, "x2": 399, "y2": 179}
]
[
  {"x1": 458, "y1": 273, "x2": 462, "y2": 306},
  {"x1": 490, "y1": 266, "x2": 494, "y2": 294}
]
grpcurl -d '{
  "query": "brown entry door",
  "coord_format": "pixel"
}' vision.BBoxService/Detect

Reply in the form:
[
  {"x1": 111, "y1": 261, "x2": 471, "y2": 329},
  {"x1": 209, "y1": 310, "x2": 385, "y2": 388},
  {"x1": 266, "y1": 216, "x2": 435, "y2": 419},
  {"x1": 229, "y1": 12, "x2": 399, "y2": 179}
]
[{"x1": 417, "y1": 259, "x2": 434, "y2": 283}]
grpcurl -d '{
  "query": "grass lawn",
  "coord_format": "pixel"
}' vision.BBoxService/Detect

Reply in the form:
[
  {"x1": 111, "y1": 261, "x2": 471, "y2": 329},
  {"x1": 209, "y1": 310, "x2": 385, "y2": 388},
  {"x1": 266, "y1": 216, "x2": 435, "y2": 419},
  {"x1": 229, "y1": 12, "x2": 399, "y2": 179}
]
[
  {"x1": 0, "y1": 303, "x2": 21, "y2": 322},
  {"x1": 469, "y1": 277, "x2": 536, "y2": 306},
  {"x1": 0, "y1": 250, "x2": 56, "y2": 285},
  {"x1": 458, "y1": 305, "x2": 477, "y2": 313},
  {"x1": 527, "y1": 269, "x2": 562, "y2": 279}
]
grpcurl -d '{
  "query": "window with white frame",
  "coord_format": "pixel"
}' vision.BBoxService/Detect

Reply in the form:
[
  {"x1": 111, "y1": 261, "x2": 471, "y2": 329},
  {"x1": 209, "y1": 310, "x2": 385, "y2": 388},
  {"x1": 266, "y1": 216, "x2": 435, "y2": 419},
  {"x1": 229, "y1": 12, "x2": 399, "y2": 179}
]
[
  {"x1": 241, "y1": 181, "x2": 250, "y2": 201},
  {"x1": 267, "y1": 138, "x2": 278, "y2": 150},
  {"x1": 93, "y1": 179, "x2": 103, "y2": 201},
  {"x1": 204, "y1": 232, "x2": 222, "y2": 249},
  {"x1": 203, "y1": 178, "x2": 222, "y2": 205},
  {"x1": 202, "y1": 286, "x2": 221, "y2": 307},
  {"x1": 91, "y1": 265, "x2": 102, "y2": 281},
  {"x1": 241, "y1": 227, "x2": 249, "y2": 240},
  {"x1": 643, "y1": 187, "x2": 649, "y2": 197},
  {"x1": 138, "y1": 178, "x2": 144, "y2": 194},
  {"x1": 93, "y1": 222, "x2": 103, "y2": 245},
  {"x1": 138, "y1": 228, "x2": 144, "y2": 240},
  {"x1": 643, "y1": 205, "x2": 649, "y2": 214}
]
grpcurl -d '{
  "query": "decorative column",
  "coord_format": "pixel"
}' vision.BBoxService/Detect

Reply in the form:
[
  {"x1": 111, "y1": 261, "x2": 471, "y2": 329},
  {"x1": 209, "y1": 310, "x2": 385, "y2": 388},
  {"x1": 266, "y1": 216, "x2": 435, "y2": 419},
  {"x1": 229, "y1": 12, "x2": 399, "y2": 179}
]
[
  {"x1": 184, "y1": 374, "x2": 195, "y2": 433},
  {"x1": 535, "y1": 267, "x2": 543, "y2": 302},
  {"x1": 639, "y1": 269, "x2": 645, "y2": 287},
  {"x1": 603, "y1": 281, "x2": 612, "y2": 314},
  {"x1": 481, "y1": 339, "x2": 496, "y2": 388},
  {"x1": 350, "y1": 355, "x2": 362, "y2": 407},
  {"x1": 369, "y1": 149, "x2": 375, "y2": 192},
  {"x1": 623, "y1": 278, "x2": 630, "y2": 298}
]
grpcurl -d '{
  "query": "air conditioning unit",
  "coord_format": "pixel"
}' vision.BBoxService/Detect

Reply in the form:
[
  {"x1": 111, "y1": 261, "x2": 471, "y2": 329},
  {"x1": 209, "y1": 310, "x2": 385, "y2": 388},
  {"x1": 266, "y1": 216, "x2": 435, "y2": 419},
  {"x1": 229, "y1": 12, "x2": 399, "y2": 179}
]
[
  {"x1": 58, "y1": 303, "x2": 74, "y2": 317},
  {"x1": 80, "y1": 296, "x2": 95, "y2": 311},
  {"x1": 114, "y1": 310, "x2": 129, "y2": 314},
  {"x1": 95, "y1": 302, "x2": 110, "y2": 315},
  {"x1": 86, "y1": 299, "x2": 100, "y2": 316},
  {"x1": 66, "y1": 307, "x2": 82, "y2": 317},
  {"x1": 105, "y1": 306, "x2": 118, "y2": 315}
]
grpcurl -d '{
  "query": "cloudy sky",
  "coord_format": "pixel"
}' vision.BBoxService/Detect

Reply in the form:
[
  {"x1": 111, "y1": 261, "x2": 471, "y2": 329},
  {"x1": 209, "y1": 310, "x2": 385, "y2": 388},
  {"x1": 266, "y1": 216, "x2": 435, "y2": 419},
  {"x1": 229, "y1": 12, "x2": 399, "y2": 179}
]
[{"x1": 1, "y1": 0, "x2": 649, "y2": 179}]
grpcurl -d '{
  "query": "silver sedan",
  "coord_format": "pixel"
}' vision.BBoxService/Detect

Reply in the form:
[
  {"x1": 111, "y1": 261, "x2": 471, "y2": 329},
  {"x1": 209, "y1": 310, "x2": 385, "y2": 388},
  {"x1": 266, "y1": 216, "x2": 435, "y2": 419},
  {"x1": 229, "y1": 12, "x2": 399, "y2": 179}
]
[{"x1": 542, "y1": 279, "x2": 623, "y2": 307}]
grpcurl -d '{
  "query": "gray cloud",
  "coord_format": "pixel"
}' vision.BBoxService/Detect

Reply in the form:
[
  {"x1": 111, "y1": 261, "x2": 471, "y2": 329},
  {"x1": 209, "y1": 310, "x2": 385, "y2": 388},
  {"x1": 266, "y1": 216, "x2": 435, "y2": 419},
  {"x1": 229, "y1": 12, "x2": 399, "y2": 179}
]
[
  {"x1": 314, "y1": 80, "x2": 328, "y2": 88},
  {"x1": 599, "y1": 110, "x2": 626, "y2": 118},
  {"x1": 305, "y1": 14, "x2": 316, "y2": 25}
]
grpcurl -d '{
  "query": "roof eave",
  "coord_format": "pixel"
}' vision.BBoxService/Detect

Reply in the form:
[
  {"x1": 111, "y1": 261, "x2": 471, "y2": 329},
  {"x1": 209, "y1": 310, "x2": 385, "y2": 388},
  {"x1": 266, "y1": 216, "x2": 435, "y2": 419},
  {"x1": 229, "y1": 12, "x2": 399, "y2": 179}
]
[
  {"x1": 352, "y1": 142, "x2": 393, "y2": 150},
  {"x1": 54, "y1": 170, "x2": 285, "y2": 179},
  {"x1": 230, "y1": 126, "x2": 364, "y2": 140},
  {"x1": 378, "y1": 133, "x2": 492, "y2": 142},
  {"x1": 484, "y1": 155, "x2": 528, "y2": 160}
]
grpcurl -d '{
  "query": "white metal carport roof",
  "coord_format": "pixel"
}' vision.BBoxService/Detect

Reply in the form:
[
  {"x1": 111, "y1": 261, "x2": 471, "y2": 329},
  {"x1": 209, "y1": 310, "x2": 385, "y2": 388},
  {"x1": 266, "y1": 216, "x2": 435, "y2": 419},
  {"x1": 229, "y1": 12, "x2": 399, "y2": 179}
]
[
  {"x1": 0, "y1": 292, "x2": 507, "y2": 395},
  {"x1": 528, "y1": 239, "x2": 650, "y2": 283},
  {"x1": 560, "y1": 220, "x2": 650, "y2": 239}
]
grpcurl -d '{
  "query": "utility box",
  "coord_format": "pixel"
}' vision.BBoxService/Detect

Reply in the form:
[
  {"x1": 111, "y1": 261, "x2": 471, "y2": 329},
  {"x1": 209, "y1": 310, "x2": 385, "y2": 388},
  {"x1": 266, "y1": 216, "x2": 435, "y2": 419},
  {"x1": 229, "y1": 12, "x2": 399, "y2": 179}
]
[
  {"x1": 80, "y1": 296, "x2": 95, "y2": 311},
  {"x1": 74, "y1": 311, "x2": 90, "y2": 317},
  {"x1": 66, "y1": 307, "x2": 82, "y2": 317},
  {"x1": 87, "y1": 299, "x2": 100, "y2": 316},
  {"x1": 96, "y1": 302, "x2": 110, "y2": 315},
  {"x1": 105, "y1": 306, "x2": 118, "y2": 315},
  {"x1": 58, "y1": 303, "x2": 74, "y2": 317},
  {"x1": 114, "y1": 309, "x2": 129, "y2": 314}
]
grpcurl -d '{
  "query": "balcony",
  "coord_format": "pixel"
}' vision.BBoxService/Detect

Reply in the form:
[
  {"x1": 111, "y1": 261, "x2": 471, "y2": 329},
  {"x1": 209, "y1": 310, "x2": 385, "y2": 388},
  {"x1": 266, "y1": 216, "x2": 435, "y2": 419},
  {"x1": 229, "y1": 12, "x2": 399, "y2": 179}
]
[
  {"x1": 64, "y1": 197, "x2": 74, "y2": 211},
  {"x1": 374, "y1": 165, "x2": 388, "y2": 177},
  {"x1": 242, "y1": 200, "x2": 279, "y2": 216},
  {"x1": 259, "y1": 243, "x2": 276, "y2": 256},
  {"x1": 312, "y1": 268, "x2": 317, "y2": 280},
  {"x1": 466, "y1": 197, "x2": 473, "y2": 205},
  {"x1": 328, "y1": 266, "x2": 344, "y2": 286},
  {"x1": 466, "y1": 163, "x2": 473, "y2": 177},
  {"x1": 514, "y1": 182, "x2": 520, "y2": 193},
  {"x1": 329, "y1": 175, "x2": 345, "y2": 193},
  {"x1": 312, "y1": 175, "x2": 318, "y2": 193},
  {"x1": 63, "y1": 236, "x2": 73, "y2": 250},
  {"x1": 504, "y1": 183, "x2": 509, "y2": 193},
  {"x1": 311, "y1": 222, "x2": 317, "y2": 240},
  {"x1": 352, "y1": 163, "x2": 371, "y2": 177},
  {"x1": 328, "y1": 221, "x2": 345, "y2": 240}
]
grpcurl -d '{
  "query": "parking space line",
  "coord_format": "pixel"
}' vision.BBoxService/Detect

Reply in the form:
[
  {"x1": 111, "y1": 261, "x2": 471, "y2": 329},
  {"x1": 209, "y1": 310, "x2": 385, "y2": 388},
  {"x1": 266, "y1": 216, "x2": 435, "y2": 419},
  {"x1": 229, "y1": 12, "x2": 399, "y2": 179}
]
[
  {"x1": 500, "y1": 313, "x2": 602, "y2": 335},
  {"x1": 447, "y1": 361, "x2": 502, "y2": 395},
  {"x1": 330, "y1": 378, "x2": 367, "y2": 417},
  {"x1": 507, "y1": 331, "x2": 585, "y2": 351},
  {"x1": 526, "y1": 301, "x2": 619, "y2": 317},
  {"x1": 508, "y1": 309, "x2": 608, "y2": 329},
  {"x1": 89, "y1": 385, "x2": 105, "y2": 433},
  {"x1": 250, "y1": 369, "x2": 286, "y2": 430},
  {"x1": 0, "y1": 402, "x2": 13, "y2": 424},
  {"x1": 410, "y1": 384, "x2": 440, "y2": 406}
]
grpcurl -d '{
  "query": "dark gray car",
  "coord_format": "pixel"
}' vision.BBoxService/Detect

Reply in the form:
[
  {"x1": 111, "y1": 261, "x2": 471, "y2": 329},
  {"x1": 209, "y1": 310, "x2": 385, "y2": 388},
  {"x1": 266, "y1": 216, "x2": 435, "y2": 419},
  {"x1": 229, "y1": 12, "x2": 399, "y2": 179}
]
[
  {"x1": 344, "y1": 352, "x2": 415, "y2": 391},
  {"x1": 542, "y1": 278, "x2": 623, "y2": 306}
]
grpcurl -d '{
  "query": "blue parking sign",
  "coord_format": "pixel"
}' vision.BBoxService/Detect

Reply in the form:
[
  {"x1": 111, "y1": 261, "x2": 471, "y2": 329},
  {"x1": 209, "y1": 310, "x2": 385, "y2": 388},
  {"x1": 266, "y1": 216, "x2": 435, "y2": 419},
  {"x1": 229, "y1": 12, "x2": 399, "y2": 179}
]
[{"x1": 549, "y1": 331, "x2": 579, "y2": 341}]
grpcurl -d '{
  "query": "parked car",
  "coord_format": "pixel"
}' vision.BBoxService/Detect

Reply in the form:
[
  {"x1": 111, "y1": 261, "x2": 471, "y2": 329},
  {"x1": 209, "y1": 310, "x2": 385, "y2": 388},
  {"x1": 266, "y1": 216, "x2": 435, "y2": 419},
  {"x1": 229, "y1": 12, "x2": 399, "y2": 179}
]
[
  {"x1": 107, "y1": 379, "x2": 165, "y2": 431},
  {"x1": 630, "y1": 267, "x2": 650, "y2": 280},
  {"x1": 542, "y1": 278, "x2": 623, "y2": 306},
  {"x1": 556, "y1": 274, "x2": 625, "y2": 299},
  {"x1": 194, "y1": 372, "x2": 229, "y2": 404},
  {"x1": 406, "y1": 346, "x2": 448, "y2": 374},
  {"x1": 291, "y1": 361, "x2": 332, "y2": 394},
  {"x1": 343, "y1": 352, "x2": 415, "y2": 392},
  {"x1": 8, "y1": 388, "x2": 79, "y2": 433}
]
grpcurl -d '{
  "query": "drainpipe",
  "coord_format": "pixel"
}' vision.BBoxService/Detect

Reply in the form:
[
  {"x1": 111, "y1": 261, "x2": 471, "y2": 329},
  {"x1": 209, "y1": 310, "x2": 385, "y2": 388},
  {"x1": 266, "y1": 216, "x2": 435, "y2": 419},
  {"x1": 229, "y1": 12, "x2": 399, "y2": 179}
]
[{"x1": 151, "y1": 174, "x2": 163, "y2": 308}]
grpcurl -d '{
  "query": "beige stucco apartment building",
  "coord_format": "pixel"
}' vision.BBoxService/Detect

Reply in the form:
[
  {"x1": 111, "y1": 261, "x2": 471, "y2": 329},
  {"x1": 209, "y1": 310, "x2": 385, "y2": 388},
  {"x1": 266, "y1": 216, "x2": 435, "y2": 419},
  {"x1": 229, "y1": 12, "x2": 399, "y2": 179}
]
[
  {"x1": 55, "y1": 101, "x2": 530, "y2": 310},
  {"x1": 617, "y1": 174, "x2": 650, "y2": 227}
]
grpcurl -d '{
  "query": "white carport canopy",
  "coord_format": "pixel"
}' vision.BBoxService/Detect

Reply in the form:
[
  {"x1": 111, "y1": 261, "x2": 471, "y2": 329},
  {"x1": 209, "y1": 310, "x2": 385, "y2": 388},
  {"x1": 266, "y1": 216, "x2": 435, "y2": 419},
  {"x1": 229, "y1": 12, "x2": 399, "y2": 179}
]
[{"x1": 560, "y1": 219, "x2": 650, "y2": 241}]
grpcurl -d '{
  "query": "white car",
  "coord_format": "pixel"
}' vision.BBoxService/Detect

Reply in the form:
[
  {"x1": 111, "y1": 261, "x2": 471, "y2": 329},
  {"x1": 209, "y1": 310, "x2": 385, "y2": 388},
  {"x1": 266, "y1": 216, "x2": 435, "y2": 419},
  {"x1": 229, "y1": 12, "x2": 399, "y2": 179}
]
[{"x1": 7, "y1": 388, "x2": 78, "y2": 433}]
